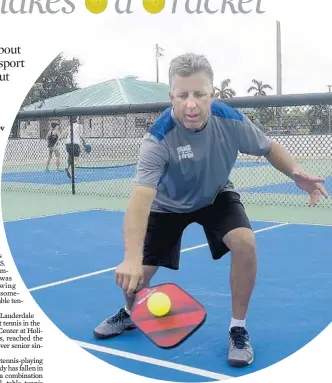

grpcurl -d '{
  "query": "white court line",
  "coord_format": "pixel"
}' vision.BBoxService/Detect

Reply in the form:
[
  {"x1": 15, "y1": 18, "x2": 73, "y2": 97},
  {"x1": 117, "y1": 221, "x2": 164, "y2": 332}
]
[
  {"x1": 3, "y1": 208, "x2": 105, "y2": 223},
  {"x1": 28, "y1": 222, "x2": 288, "y2": 292},
  {"x1": 250, "y1": 219, "x2": 332, "y2": 227},
  {"x1": 181, "y1": 222, "x2": 289, "y2": 252},
  {"x1": 286, "y1": 221, "x2": 332, "y2": 227},
  {"x1": 76, "y1": 340, "x2": 232, "y2": 381},
  {"x1": 29, "y1": 266, "x2": 116, "y2": 292},
  {"x1": 4, "y1": 209, "x2": 332, "y2": 229},
  {"x1": 4, "y1": 208, "x2": 332, "y2": 226}
]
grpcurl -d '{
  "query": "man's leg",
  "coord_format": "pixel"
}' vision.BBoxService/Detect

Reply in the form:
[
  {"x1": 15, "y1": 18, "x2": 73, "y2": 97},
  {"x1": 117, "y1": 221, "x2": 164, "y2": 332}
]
[
  {"x1": 45, "y1": 150, "x2": 52, "y2": 171},
  {"x1": 223, "y1": 228, "x2": 256, "y2": 367},
  {"x1": 123, "y1": 265, "x2": 159, "y2": 312},
  {"x1": 93, "y1": 211, "x2": 189, "y2": 340},
  {"x1": 92, "y1": 265, "x2": 159, "y2": 339},
  {"x1": 74, "y1": 144, "x2": 81, "y2": 168},
  {"x1": 65, "y1": 152, "x2": 71, "y2": 177},
  {"x1": 198, "y1": 191, "x2": 255, "y2": 367},
  {"x1": 54, "y1": 150, "x2": 60, "y2": 170},
  {"x1": 223, "y1": 228, "x2": 257, "y2": 323},
  {"x1": 65, "y1": 145, "x2": 73, "y2": 178}
]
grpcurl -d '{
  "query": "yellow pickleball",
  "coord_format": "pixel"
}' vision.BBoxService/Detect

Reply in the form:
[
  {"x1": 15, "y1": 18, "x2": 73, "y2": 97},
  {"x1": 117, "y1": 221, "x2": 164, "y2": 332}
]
[
  {"x1": 143, "y1": 0, "x2": 165, "y2": 14},
  {"x1": 147, "y1": 292, "x2": 171, "y2": 317},
  {"x1": 85, "y1": 0, "x2": 108, "y2": 14}
]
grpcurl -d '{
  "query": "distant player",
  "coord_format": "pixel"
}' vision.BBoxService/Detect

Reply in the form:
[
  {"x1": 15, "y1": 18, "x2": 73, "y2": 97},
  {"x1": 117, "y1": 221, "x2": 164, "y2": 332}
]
[
  {"x1": 45, "y1": 122, "x2": 61, "y2": 171},
  {"x1": 64, "y1": 117, "x2": 86, "y2": 178}
]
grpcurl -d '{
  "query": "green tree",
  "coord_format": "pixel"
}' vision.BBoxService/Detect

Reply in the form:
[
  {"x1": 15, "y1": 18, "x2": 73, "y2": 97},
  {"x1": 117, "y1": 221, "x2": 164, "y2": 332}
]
[
  {"x1": 21, "y1": 53, "x2": 81, "y2": 108},
  {"x1": 306, "y1": 104, "x2": 332, "y2": 134},
  {"x1": 214, "y1": 79, "x2": 236, "y2": 98},
  {"x1": 247, "y1": 79, "x2": 272, "y2": 96}
]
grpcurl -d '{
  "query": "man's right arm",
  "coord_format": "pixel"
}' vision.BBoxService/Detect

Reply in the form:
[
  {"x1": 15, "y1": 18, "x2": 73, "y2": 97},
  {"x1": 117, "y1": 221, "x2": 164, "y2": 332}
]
[
  {"x1": 115, "y1": 132, "x2": 168, "y2": 296},
  {"x1": 123, "y1": 185, "x2": 156, "y2": 264},
  {"x1": 116, "y1": 185, "x2": 156, "y2": 296}
]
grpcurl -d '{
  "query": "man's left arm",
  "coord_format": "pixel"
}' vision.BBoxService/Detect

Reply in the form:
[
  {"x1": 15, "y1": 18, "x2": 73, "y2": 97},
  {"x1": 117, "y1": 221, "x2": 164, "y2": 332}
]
[
  {"x1": 265, "y1": 140, "x2": 328, "y2": 206},
  {"x1": 264, "y1": 140, "x2": 297, "y2": 178},
  {"x1": 236, "y1": 113, "x2": 328, "y2": 207}
]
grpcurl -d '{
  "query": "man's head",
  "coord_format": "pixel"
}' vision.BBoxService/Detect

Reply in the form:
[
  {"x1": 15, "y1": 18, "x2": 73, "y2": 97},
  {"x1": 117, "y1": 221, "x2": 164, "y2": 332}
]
[
  {"x1": 169, "y1": 53, "x2": 215, "y2": 131},
  {"x1": 51, "y1": 122, "x2": 59, "y2": 129}
]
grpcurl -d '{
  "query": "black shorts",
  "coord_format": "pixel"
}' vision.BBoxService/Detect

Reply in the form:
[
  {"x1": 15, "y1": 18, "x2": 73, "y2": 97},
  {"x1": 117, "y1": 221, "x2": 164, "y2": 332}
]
[
  {"x1": 143, "y1": 191, "x2": 252, "y2": 270},
  {"x1": 66, "y1": 143, "x2": 80, "y2": 157}
]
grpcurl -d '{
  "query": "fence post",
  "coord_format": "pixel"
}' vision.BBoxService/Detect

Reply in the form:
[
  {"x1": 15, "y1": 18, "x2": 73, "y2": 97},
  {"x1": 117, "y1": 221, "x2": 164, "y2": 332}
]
[{"x1": 69, "y1": 116, "x2": 75, "y2": 195}]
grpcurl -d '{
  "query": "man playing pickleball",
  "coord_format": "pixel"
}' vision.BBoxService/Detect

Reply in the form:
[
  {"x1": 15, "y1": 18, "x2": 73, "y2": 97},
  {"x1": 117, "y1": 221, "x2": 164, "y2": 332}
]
[{"x1": 94, "y1": 53, "x2": 328, "y2": 367}]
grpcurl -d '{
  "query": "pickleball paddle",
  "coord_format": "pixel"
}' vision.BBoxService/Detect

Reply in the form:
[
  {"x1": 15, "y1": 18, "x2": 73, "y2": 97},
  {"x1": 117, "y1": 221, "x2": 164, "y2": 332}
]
[{"x1": 130, "y1": 283, "x2": 206, "y2": 349}]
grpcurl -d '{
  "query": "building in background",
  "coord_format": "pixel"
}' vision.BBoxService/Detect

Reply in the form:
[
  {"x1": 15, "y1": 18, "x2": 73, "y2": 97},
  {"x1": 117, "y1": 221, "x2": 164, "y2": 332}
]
[{"x1": 17, "y1": 76, "x2": 170, "y2": 139}]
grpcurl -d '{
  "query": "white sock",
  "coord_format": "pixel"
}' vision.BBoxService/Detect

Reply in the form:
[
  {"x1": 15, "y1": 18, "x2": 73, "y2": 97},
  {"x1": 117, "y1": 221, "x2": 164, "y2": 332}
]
[
  {"x1": 230, "y1": 318, "x2": 246, "y2": 330},
  {"x1": 124, "y1": 306, "x2": 131, "y2": 315}
]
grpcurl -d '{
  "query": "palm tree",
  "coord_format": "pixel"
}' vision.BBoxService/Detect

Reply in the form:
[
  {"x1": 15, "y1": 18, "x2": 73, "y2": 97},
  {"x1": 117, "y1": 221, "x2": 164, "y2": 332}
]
[
  {"x1": 247, "y1": 79, "x2": 272, "y2": 96},
  {"x1": 214, "y1": 79, "x2": 236, "y2": 99}
]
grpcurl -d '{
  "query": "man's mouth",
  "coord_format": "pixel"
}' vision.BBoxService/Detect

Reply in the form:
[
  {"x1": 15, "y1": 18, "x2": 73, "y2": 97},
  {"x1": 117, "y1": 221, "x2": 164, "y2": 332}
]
[{"x1": 186, "y1": 114, "x2": 200, "y2": 121}]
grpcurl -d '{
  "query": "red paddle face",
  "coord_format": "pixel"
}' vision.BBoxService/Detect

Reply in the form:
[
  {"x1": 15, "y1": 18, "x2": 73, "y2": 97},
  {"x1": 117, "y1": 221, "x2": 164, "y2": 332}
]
[{"x1": 131, "y1": 283, "x2": 206, "y2": 349}]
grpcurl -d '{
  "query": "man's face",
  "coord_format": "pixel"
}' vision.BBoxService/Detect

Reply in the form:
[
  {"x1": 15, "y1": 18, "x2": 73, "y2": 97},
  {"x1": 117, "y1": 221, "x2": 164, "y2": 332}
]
[{"x1": 170, "y1": 72, "x2": 214, "y2": 131}]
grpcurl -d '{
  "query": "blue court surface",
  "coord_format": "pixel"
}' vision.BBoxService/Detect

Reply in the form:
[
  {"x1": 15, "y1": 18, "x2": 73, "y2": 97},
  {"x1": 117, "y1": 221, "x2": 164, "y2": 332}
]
[
  {"x1": 233, "y1": 160, "x2": 267, "y2": 168},
  {"x1": 1, "y1": 165, "x2": 136, "y2": 185},
  {"x1": 1, "y1": 161, "x2": 265, "y2": 185},
  {"x1": 4, "y1": 210, "x2": 332, "y2": 381},
  {"x1": 241, "y1": 176, "x2": 332, "y2": 195}
]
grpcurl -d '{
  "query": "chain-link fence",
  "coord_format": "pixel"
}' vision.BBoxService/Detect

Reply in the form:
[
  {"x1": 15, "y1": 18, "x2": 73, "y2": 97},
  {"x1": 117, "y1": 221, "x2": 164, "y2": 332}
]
[{"x1": 2, "y1": 94, "x2": 332, "y2": 208}]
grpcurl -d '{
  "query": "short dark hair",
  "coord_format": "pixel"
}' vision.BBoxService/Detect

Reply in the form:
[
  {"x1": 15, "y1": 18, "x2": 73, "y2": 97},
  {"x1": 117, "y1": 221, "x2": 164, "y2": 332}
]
[{"x1": 169, "y1": 53, "x2": 214, "y2": 90}]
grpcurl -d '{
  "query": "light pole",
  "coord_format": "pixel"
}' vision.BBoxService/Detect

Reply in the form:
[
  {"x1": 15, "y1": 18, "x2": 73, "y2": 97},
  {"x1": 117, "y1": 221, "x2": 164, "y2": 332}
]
[
  {"x1": 276, "y1": 21, "x2": 282, "y2": 96},
  {"x1": 276, "y1": 21, "x2": 282, "y2": 130},
  {"x1": 155, "y1": 44, "x2": 164, "y2": 83},
  {"x1": 328, "y1": 86, "x2": 332, "y2": 132}
]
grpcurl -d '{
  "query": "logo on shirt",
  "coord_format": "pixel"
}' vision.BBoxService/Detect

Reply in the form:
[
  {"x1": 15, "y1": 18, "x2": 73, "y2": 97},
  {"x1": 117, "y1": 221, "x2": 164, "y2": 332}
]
[{"x1": 177, "y1": 144, "x2": 193, "y2": 160}]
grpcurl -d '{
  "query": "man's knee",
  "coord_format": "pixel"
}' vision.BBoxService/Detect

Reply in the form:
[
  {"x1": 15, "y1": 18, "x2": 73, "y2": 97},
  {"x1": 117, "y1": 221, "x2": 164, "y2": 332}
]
[{"x1": 223, "y1": 228, "x2": 256, "y2": 256}]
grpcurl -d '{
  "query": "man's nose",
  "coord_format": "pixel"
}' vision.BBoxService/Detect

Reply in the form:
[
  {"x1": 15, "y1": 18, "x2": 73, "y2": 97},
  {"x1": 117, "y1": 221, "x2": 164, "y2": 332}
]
[{"x1": 185, "y1": 95, "x2": 197, "y2": 108}]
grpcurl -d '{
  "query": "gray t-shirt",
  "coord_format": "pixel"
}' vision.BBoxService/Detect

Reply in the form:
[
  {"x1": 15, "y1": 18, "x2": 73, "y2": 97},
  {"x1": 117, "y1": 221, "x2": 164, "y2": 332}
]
[{"x1": 134, "y1": 100, "x2": 272, "y2": 213}]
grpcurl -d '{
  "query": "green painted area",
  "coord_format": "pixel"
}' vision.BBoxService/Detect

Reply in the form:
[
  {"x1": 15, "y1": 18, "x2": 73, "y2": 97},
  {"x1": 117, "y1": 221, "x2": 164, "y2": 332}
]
[
  {"x1": 1, "y1": 192, "x2": 127, "y2": 221},
  {"x1": 2, "y1": 178, "x2": 133, "y2": 198},
  {"x1": 2, "y1": 157, "x2": 331, "y2": 224},
  {"x1": 2, "y1": 191, "x2": 331, "y2": 226},
  {"x1": 230, "y1": 159, "x2": 332, "y2": 189}
]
